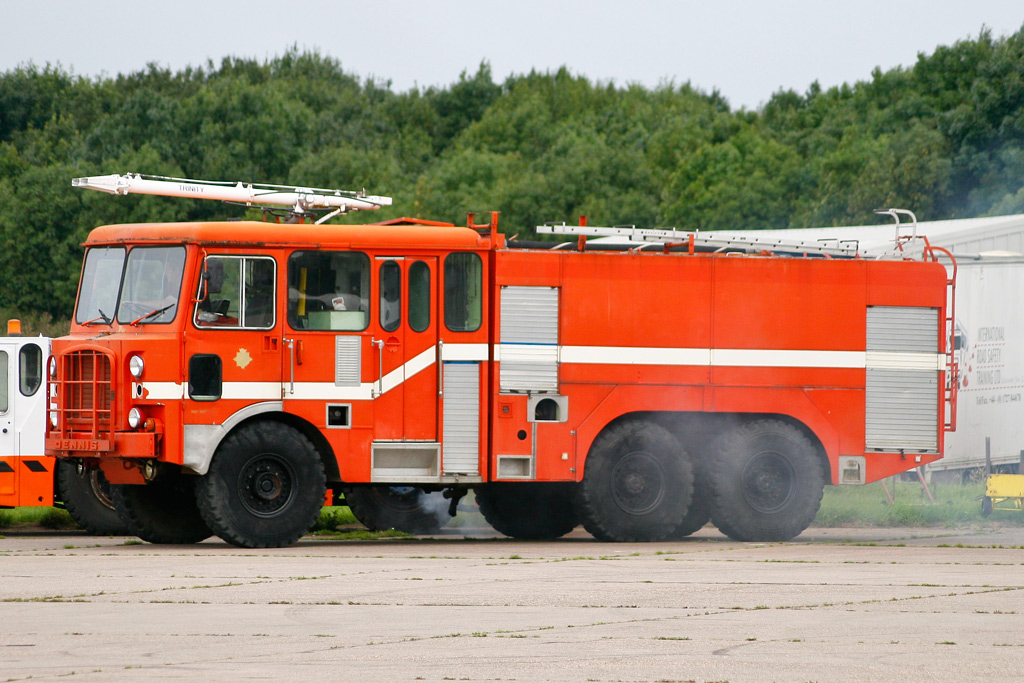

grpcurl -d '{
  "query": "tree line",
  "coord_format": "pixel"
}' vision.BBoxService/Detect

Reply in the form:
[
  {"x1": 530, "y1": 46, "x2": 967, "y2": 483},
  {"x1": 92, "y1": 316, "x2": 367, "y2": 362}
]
[{"x1": 1, "y1": 27, "x2": 1023, "y2": 326}]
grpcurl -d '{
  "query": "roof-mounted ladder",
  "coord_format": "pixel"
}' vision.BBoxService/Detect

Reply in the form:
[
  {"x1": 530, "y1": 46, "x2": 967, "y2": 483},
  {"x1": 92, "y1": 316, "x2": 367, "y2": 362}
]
[
  {"x1": 72, "y1": 173, "x2": 392, "y2": 224},
  {"x1": 536, "y1": 223, "x2": 862, "y2": 257}
]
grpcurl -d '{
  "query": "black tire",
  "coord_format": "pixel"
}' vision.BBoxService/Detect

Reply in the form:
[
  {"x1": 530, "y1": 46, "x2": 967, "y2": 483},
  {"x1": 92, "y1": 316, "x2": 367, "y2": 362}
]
[
  {"x1": 981, "y1": 496, "x2": 993, "y2": 516},
  {"x1": 344, "y1": 486, "x2": 447, "y2": 534},
  {"x1": 666, "y1": 479, "x2": 711, "y2": 539},
  {"x1": 707, "y1": 419, "x2": 824, "y2": 542},
  {"x1": 576, "y1": 421, "x2": 693, "y2": 542},
  {"x1": 111, "y1": 471, "x2": 213, "y2": 544},
  {"x1": 56, "y1": 460, "x2": 130, "y2": 535},
  {"x1": 475, "y1": 483, "x2": 579, "y2": 539},
  {"x1": 196, "y1": 422, "x2": 325, "y2": 548}
]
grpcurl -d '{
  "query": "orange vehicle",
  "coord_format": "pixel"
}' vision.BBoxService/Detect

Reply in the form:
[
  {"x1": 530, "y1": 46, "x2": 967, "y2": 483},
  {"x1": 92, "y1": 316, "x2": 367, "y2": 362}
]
[
  {"x1": 46, "y1": 174, "x2": 956, "y2": 547},
  {"x1": 2, "y1": 324, "x2": 125, "y2": 533}
]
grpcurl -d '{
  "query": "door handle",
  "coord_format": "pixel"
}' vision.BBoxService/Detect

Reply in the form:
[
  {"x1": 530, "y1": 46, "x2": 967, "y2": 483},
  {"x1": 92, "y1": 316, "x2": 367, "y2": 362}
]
[
  {"x1": 370, "y1": 337, "x2": 385, "y2": 397},
  {"x1": 283, "y1": 337, "x2": 295, "y2": 395},
  {"x1": 437, "y1": 339, "x2": 444, "y2": 397}
]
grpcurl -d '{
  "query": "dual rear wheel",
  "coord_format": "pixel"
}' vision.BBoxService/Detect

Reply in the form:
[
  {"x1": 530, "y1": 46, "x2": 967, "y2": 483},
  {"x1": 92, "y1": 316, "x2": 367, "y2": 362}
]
[
  {"x1": 572, "y1": 418, "x2": 823, "y2": 543},
  {"x1": 476, "y1": 418, "x2": 823, "y2": 544}
]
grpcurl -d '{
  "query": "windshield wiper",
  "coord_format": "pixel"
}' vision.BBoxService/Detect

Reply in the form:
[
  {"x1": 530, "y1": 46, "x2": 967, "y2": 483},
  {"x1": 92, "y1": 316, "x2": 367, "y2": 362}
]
[
  {"x1": 129, "y1": 304, "x2": 174, "y2": 326},
  {"x1": 83, "y1": 309, "x2": 111, "y2": 326}
]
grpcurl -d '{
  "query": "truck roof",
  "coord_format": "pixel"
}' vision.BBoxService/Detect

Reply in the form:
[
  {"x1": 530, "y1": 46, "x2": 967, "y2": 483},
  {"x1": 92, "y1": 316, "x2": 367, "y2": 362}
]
[{"x1": 83, "y1": 220, "x2": 490, "y2": 250}]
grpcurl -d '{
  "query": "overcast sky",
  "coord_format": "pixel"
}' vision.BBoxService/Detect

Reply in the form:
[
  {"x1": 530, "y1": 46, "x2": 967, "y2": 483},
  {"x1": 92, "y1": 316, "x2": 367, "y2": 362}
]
[{"x1": 2, "y1": 1, "x2": 1022, "y2": 111}]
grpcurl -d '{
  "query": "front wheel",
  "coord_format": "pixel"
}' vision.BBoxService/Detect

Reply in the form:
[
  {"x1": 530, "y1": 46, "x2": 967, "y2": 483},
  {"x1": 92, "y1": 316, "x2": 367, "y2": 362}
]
[
  {"x1": 707, "y1": 419, "x2": 824, "y2": 542},
  {"x1": 576, "y1": 420, "x2": 693, "y2": 542},
  {"x1": 196, "y1": 422, "x2": 326, "y2": 548}
]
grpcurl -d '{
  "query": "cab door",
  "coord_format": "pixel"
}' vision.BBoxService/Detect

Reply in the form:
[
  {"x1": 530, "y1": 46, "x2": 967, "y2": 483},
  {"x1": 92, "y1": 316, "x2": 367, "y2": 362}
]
[
  {"x1": 279, "y1": 249, "x2": 371, "y2": 448},
  {"x1": 371, "y1": 256, "x2": 438, "y2": 441},
  {"x1": 280, "y1": 249, "x2": 439, "y2": 483}
]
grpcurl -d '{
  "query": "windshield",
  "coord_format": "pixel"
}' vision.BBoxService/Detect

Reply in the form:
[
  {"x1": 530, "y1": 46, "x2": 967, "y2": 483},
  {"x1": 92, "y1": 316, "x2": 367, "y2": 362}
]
[
  {"x1": 74, "y1": 246, "x2": 187, "y2": 326},
  {"x1": 116, "y1": 247, "x2": 187, "y2": 324},
  {"x1": 75, "y1": 247, "x2": 125, "y2": 325}
]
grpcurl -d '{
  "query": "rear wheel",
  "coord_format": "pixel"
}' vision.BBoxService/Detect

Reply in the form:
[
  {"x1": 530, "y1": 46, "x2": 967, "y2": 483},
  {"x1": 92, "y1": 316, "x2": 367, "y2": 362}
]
[
  {"x1": 666, "y1": 479, "x2": 711, "y2": 539},
  {"x1": 475, "y1": 483, "x2": 578, "y2": 539},
  {"x1": 197, "y1": 422, "x2": 326, "y2": 548},
  {"x1": 56, "y1": 460, "x2": 129, "y2": 536},
  {"x1": 576, "y1": 420, "x2": 693, "y2": 542},
  {"x1": 345, "y1": 486, "x2": 447, "y2": 535},
  {"x1": 707, "y1": 419, "x2": 824, "y2": 542},
  {"x1": 112, "y1": 470, "x2": 213, "y2": 544}
]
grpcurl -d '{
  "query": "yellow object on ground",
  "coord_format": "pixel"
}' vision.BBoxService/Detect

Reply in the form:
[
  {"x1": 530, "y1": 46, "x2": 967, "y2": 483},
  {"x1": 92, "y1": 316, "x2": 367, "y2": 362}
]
[{"x1": 983, "y1": 474, "x2": 1024, "y2": 513}]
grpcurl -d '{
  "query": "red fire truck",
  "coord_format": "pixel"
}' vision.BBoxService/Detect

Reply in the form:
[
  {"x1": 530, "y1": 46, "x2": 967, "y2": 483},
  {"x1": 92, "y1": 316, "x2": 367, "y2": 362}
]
[
  {"x1": 2, "y1": 323, "x2": 125, "y2": 533},
  {"x1": 46, "y1": 174, "x2": 956, "y2": 547}
]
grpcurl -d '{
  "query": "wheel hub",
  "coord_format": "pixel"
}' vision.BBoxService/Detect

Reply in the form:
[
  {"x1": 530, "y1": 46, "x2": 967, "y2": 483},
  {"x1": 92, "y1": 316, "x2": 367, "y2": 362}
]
[
  {"x1": 610, "y1": 451, "x2": 666, "y2": 515},
  {"x1": 239, "y1": 455, "x2": 294, "y2": 517},
  {"x1": 741, "y1": 451, "x2": 795, "y2": 513},
  {"x1": 255, "y1": 471, "x2": 282, "y2": 498}
]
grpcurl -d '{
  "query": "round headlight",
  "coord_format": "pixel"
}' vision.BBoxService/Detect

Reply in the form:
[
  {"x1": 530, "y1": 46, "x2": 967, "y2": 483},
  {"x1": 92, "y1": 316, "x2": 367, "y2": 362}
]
[
  {"x1": 128, "y1": 407, "x2": 143, "y2": 429},
  {"x1": 48, "y1": 356, "x2": 57, "y2": 379},
  {"x1": 129, "y1": 355, "x2": 145, "y2": 379}
]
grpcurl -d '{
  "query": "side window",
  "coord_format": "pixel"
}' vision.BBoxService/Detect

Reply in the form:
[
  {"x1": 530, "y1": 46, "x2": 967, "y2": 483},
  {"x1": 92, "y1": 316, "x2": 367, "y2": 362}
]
[
  {"x1": 287, "y1": 251, "x2": 369, "y2": 331},
  {"x1": 19, "y1": 344, "x2": 42, "y2": 397},
  {"x1": 409, "y1": 260, "x2": 431, "y2": 333},
  {"x1": 244, "y1": 259, "x2": 275, "y2": 327},
  {"x1": 379, "y1": 260, "x2": 401, "y2": 332},
  {"x1": 0, "y1": 351, "x2": 7, "y2": 413},
  {"x1": 444, "y1": 253, "x2": 482, "y2": 332},
  {"x1": 194, "y1": 255, "x2": 276, "y2": 329}
]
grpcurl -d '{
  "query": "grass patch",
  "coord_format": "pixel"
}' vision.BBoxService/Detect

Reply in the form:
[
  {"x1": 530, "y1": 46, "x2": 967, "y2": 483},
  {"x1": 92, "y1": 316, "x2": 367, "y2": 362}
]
[
  {"x1": 815, "y1": 480, "x2": 1024, "y2": 527},
  {"x1": 0, "y1": 507, "x2": 79, "y2": 530},
  {"x1": 315, "y1": 528, "x2": 412, "y2": 541},
  {"x1": 310, "y1": 506, "x2": 358, "y2": 532}
]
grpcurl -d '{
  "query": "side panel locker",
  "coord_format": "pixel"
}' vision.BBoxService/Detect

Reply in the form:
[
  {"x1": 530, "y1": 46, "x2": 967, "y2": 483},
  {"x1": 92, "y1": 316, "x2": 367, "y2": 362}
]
[
  {"x1": 442, "y1": 362, "x2": 480, "y2": 476},
  {"x1": 865, "y1": 306, "x2": 940, "y2": 452},
  {"x1": 499, "y1": 286, "x2": 559, "y2": 393}
]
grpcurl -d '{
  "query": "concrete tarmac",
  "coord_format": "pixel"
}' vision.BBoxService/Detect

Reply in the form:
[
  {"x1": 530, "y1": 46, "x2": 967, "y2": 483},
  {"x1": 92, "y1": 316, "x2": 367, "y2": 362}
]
[{"x1": 2, "y1": 524, "x2": 1023, "y2": 682}]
